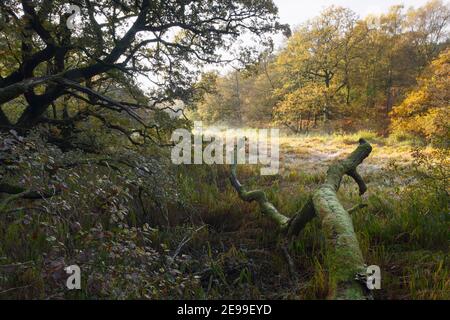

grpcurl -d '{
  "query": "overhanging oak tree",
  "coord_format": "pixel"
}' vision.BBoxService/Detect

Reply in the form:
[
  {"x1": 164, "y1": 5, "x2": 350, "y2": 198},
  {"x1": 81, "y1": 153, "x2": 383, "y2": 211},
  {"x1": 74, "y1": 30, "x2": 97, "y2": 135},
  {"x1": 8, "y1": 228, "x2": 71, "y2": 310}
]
[{"x1": 0, "y1": 0, "x2": 285, "y2": 138}]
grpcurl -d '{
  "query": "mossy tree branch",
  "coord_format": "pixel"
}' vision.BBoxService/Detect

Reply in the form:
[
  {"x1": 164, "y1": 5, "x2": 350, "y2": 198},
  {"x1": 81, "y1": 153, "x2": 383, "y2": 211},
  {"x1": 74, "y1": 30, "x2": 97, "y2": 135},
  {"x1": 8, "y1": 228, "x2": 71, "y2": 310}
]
[
  {"x1": 230, "y1": 165, "x2": 290, "y2": 228},
  {"x1": 0, "y1": 183, "x2": 61, "y2": 213},
  {"x1": 0, "y1": 183, "x2": 60, "y2": 199},
  {"x1": 312, "y1": 138, "x2": 372, "y2": 300},
  {"x1": 230, "y1": 138, "x2": 373, "y2": 300}
]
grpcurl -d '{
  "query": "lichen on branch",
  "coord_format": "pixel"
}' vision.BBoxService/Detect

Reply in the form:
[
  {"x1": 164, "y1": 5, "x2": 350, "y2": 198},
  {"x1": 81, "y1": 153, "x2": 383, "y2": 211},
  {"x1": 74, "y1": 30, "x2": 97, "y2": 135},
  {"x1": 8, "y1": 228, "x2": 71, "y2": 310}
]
[{"x1": 229, "y1": 138, "x2": 373, "y2": 300}]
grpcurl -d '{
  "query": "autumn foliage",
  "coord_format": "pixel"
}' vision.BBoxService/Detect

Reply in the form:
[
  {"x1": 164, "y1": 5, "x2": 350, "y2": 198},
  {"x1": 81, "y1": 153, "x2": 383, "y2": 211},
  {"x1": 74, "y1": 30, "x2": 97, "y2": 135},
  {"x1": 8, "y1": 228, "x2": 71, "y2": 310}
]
[{"x1": 390, "y1": 49, "x2": 450, "y2": 147}]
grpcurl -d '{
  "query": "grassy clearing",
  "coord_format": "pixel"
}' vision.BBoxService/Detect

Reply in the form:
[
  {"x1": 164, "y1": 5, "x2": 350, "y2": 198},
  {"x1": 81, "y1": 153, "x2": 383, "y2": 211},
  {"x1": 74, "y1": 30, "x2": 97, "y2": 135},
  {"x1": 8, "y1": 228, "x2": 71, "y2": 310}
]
[
  {"x1": 0, "y1": 131, "x2": 448, "y2": 299},
  {"x1": 174, "y1": 131, "x2": 449, "y2": 299}
]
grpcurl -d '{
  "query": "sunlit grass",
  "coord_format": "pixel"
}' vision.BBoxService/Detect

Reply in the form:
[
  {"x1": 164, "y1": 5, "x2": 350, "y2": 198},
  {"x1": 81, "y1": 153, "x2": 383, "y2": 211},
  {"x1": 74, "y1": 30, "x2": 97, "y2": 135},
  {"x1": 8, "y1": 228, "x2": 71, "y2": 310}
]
[
  {"x1": 1, "y1": 130, "x2": 447, "y2": 299},
  {"x1": 176, "y1": 130, "x2": 449, "y2": 299}
]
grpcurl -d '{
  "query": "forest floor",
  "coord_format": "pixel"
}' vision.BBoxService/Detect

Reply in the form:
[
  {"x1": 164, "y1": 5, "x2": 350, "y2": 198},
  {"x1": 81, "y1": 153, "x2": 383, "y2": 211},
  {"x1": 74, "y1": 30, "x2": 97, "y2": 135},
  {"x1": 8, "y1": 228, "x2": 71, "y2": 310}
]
[
  {"x1": 1, "y1": 131, "x2": 448, "y2": 299},
  {"x1": 280, "y1": 134, "x2": 411, "y2": 175},
  {"x1": 176, "y1": 131, "x2": 449, "y2": 300}
]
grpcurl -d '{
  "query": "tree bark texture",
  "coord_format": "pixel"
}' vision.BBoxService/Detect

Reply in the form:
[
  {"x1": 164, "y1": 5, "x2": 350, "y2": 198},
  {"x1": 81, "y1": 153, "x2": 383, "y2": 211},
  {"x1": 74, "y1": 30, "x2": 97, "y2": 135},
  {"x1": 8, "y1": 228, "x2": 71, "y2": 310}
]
[{"x1": 230, "y1": 139, "x2": 373, "y2": 299}]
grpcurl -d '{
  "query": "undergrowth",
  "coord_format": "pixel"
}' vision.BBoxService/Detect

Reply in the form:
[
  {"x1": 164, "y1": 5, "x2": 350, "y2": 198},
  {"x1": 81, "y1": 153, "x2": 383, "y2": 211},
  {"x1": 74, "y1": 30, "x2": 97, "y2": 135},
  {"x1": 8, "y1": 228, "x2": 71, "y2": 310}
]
[{"x1": 0, "y1": 131, "x2": 448, "y2": 299}]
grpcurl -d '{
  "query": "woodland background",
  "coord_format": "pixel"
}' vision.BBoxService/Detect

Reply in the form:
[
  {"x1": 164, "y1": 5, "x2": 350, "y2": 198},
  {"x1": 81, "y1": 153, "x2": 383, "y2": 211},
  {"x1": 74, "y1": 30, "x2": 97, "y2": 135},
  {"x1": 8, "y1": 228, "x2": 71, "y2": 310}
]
[{"x1": 0, "y1": 0, "x2": 448, "y2": 299}]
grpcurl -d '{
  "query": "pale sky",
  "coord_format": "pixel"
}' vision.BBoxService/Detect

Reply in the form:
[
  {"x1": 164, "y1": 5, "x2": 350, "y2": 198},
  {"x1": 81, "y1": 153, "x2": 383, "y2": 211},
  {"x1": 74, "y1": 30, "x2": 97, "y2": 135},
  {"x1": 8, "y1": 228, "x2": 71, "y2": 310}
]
[
  {"x1": 141, "y1": 1, "x2": 439, "y2": 88},
  {"x1": 273, "y1": 0, "x2": 433, "y2": 29}
]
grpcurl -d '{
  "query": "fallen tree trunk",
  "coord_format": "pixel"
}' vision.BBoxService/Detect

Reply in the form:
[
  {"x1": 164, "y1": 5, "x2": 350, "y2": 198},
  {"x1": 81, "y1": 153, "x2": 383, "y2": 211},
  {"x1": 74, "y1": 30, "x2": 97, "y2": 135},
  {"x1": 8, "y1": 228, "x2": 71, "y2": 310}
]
[
  {"x1": 0, "y1": 183, "x2": 62, "y2": 213},
  {"x1": 230, "y1": 138, "x2": 373, "y2": 300},
  {"x1": 311, "y1": 139, "x2": 372, "y2": 299}
]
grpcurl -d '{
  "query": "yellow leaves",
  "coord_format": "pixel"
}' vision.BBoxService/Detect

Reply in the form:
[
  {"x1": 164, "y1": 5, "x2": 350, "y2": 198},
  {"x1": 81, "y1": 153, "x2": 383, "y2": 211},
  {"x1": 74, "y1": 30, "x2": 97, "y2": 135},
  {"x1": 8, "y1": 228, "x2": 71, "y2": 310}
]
[
  {"x1": 420, "y1": 107, "x2": 450, "y2": 141},
  {"x1": 273, "y1": 83, "x2": 329, "y2": 126},
  {"x1": 390, "y1": 48, "x2": 450, "y2": 146},
  {"x1": 391, "y1": 90, "x2": 429, "y2": 118}
]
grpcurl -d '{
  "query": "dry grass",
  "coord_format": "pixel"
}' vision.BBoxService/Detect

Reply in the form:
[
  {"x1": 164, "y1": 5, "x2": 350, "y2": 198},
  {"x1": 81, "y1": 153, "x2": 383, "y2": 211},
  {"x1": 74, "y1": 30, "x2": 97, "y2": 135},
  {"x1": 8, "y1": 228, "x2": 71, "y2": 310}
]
[{"x1": 177, "y1": 131, "x2": 449, "y2": 299}]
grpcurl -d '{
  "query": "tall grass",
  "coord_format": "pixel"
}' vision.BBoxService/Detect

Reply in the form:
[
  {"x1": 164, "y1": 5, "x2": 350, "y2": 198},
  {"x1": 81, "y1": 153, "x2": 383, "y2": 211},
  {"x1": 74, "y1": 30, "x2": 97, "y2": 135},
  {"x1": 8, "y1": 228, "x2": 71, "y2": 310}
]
[{"x1": 1, "y1": 131, "x2": 448, "y2": 299}]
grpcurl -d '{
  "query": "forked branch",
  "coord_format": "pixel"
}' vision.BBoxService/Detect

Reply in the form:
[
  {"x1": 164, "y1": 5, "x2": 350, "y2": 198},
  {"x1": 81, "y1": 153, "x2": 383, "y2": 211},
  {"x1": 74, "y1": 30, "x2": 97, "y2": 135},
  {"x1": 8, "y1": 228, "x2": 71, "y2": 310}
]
[
  {"x1": 230, "y1": 138, "x2": 373, "y2": 300},
  {"x1": 230, "y1": 165, "x2": 289, "y2": 228}
]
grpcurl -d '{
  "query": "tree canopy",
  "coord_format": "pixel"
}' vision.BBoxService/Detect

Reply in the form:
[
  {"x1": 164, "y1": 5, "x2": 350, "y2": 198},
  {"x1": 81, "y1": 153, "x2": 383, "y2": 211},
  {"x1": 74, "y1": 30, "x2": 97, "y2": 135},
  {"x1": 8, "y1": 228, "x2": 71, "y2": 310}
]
[
  {"x1": 391, "y1": 48, "x2": 449, "y2": 147},
  {"x1": 0, "y1": 0, "x2": 285, "y2": 145},
  {"x1": 192, "y1": 1, "x2": 450, "y2": 136}
]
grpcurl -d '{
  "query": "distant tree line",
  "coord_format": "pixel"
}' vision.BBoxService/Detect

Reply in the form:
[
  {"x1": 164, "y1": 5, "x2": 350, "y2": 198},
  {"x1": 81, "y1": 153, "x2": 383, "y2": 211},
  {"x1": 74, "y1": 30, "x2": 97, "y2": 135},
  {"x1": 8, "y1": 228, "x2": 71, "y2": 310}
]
[{"x1": 192, "y1": 0, "x2": 449, "y2": 140}]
